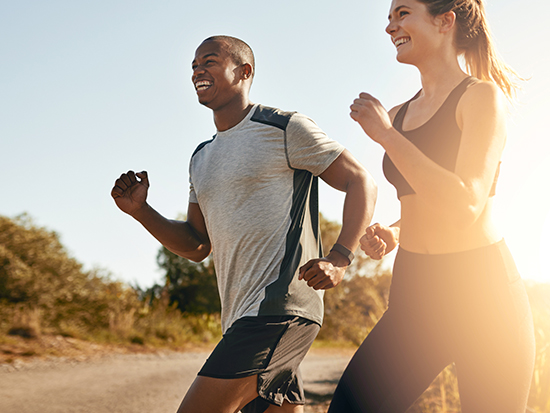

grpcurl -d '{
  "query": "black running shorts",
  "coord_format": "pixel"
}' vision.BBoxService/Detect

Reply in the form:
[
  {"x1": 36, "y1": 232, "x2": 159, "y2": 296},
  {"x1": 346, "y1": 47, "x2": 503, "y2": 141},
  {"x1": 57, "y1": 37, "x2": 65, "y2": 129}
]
[{"x1": 198, "y1": 315, "x2": 320, "y2": 413}]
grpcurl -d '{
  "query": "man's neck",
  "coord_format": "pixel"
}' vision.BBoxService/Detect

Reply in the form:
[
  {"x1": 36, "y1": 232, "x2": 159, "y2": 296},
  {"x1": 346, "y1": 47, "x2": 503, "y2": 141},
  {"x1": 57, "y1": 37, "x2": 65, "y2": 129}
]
[{"x1": 213, "y1": 99, "x2": 255, "y2": 132}]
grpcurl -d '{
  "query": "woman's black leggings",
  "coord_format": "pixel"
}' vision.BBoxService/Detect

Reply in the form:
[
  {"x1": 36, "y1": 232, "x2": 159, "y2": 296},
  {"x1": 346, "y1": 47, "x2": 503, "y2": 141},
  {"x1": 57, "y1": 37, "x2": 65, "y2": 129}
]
[{"x1": 328, "y1": 240, "x2": 535, "y2": 412}]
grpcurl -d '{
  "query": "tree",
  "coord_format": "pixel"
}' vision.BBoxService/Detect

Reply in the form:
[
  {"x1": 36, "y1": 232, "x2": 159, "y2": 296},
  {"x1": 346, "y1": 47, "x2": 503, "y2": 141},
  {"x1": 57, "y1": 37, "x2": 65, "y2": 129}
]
[{"x1": 155, "y1": 247, "x2": 221, "y2": 314}]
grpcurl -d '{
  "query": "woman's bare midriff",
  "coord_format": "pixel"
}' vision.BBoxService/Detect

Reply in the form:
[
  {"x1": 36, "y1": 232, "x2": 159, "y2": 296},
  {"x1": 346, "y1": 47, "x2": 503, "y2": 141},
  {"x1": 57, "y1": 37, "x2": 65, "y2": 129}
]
[{"x1": 398, "y1": 194, "x2": 503, "y2": 254}]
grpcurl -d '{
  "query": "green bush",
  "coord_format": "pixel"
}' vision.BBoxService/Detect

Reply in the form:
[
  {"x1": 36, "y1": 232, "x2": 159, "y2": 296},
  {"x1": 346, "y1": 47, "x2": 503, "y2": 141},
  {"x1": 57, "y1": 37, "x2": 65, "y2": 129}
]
[{"x1": 0, "y1": 214, "x2": 221, "y2": 348}]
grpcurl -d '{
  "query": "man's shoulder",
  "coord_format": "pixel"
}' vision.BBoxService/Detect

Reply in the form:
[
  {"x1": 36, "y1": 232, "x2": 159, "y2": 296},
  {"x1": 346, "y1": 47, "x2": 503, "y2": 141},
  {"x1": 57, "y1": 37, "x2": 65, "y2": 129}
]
[
  {"x1": 250, "y1": 104, "x2": 296, "y2": 131},
  {"x1": 191, "y1": 136, "x2": 215, "y2": 158}
]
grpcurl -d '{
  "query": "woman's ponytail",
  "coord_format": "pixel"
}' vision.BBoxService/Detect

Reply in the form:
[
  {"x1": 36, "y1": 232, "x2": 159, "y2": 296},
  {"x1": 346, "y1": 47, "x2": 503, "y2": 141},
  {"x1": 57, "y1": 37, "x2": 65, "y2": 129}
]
[{"x1": 420, "y1": 0, "x2": 522, "y2": 98}]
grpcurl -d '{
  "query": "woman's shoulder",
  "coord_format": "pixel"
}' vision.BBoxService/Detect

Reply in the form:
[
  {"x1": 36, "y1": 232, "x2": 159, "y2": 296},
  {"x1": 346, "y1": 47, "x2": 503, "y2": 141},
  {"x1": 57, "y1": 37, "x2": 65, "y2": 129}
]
[
  {"x1": 458, "y1": 79, "x2": 505, "y2": 119},
  {"x1": 456, "y1": 79, "x2": 507, "y2": 134},
  {"x1": 461, "y1": 79, "x2": 502, "y2": 105},
  {"x1": 388, "y1": 102, "x2": 407, "y2": 123}
]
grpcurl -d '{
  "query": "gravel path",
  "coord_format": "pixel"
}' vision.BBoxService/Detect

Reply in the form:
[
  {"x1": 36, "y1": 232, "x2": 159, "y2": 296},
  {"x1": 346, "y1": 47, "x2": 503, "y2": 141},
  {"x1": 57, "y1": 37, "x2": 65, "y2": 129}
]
[{"x1": 0, "y1": 349, "x2": 352, "y2": 413}]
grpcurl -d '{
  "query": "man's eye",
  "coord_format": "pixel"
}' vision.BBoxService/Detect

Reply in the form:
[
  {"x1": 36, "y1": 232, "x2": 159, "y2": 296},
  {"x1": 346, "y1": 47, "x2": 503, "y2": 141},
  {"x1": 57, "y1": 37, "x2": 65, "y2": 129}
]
[{"x1": 399, "y1": 11, "x2": 408, "y2": 17}]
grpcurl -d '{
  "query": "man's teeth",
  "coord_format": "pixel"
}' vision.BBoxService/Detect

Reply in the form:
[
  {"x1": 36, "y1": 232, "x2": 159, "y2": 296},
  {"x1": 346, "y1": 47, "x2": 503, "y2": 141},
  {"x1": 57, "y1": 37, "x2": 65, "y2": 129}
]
[
  {"x1": 394, "y1": 38, "x2": 410, "y2": 47},
  {"x1": 195, "y1": 81, "x2": 212, "y2": 91}
]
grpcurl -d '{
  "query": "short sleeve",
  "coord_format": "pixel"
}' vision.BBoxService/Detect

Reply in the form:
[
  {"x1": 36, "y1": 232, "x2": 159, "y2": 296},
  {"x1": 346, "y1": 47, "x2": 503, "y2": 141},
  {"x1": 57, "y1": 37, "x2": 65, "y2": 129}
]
[
  {"x1": 188, "y1": 160, "x2": 199, "y2": 204},
  {"x1": 285, "y1": 113, "x2": 345, "y2": 176}
]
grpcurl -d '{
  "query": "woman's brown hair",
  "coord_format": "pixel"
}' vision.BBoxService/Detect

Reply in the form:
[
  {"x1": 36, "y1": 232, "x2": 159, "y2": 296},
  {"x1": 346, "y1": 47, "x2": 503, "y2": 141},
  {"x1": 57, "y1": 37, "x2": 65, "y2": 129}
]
[{"x1": 419, "y1": 0, "x2": 520, "y2": 98}]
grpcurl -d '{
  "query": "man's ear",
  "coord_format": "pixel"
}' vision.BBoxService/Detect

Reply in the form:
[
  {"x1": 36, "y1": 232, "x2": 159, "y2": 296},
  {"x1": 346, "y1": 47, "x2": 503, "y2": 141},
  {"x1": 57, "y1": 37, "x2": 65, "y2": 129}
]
[
  {"x1": 438, "y1": 11, "x2": 456, "y2": 34},
  {"x1": 241, "y1": 63, "x2": 253, "y2": 80}
]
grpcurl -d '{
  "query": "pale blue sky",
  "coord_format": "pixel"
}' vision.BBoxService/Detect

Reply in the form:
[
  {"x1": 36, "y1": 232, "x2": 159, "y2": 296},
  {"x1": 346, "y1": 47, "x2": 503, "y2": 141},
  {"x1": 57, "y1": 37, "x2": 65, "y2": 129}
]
[{"x1": 1, "y1": 0, "x2": 549, "y2": 287}]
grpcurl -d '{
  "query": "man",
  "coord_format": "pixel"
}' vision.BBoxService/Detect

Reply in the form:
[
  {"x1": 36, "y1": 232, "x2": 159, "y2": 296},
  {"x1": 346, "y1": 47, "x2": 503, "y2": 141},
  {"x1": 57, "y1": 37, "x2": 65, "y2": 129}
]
[{"x1": 111, "y1": 35, "x2": 377, "y2": 413}]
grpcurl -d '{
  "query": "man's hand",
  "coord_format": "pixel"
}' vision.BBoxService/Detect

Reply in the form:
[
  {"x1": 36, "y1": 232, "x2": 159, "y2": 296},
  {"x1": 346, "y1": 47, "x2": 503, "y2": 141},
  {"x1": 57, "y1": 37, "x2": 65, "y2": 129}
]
[
  {"x1": 298, "y1": 252, "x2": 349, "y2": 290},
  {"x1": 111, "y1": 170, "x2": 150, "y2": 217}
]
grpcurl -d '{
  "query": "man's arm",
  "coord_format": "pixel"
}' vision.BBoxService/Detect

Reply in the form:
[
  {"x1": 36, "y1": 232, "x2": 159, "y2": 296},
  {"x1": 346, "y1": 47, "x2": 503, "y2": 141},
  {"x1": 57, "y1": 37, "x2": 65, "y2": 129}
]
[
  {"x1": 298, "y1": 149, "x2": 377, "y2": 289},
  {"x1": 111, "y1": 170, "x2": 211, "y2": 262}
]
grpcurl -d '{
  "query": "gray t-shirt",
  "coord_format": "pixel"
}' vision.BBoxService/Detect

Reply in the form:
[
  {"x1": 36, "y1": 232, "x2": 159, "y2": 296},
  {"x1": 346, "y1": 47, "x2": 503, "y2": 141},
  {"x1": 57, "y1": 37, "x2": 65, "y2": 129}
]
[{"x1": 189, "y1": 104, "x2": 345, "y2": 332}]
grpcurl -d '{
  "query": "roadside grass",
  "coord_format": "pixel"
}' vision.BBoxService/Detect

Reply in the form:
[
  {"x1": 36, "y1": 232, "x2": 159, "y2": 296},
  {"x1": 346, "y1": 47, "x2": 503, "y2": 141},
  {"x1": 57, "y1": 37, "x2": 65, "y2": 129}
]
[{"x1": 0, "y1": 300, "x2": 221, "y2": 358}]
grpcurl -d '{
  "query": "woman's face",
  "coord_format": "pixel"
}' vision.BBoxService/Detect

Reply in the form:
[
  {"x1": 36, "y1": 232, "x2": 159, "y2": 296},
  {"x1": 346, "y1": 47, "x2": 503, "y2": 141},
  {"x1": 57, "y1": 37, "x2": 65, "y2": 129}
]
[{"x1": 386, "y1": 0, "x2": 443, "y2": 65}]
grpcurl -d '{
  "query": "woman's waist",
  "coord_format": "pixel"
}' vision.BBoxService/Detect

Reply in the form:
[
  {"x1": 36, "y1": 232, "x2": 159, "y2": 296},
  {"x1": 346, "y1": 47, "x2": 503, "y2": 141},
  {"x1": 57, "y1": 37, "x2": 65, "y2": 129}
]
[
  {"x1": 388, "y1": 239, "x2": 523, "y2": 319},
  {"x1": 398, "y1": 212, "x2": 502, "y2": 255}
]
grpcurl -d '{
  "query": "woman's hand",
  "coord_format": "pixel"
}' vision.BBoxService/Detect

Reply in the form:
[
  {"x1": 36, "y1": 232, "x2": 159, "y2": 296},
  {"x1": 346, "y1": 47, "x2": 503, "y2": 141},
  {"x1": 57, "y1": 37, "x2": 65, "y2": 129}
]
[
  {"x1": 360, "y1": 223, "x2": 399, "y2": 260},
  {"x1": 350, "y1": 93, "x2": 393, "y2": 144}
]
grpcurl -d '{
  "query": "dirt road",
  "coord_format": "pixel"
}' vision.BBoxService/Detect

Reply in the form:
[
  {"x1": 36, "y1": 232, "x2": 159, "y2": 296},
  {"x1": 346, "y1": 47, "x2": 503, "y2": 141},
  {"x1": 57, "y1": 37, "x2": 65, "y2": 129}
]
[{"x1": 0, "y1": 349, "x2": 352, "y2": 413}]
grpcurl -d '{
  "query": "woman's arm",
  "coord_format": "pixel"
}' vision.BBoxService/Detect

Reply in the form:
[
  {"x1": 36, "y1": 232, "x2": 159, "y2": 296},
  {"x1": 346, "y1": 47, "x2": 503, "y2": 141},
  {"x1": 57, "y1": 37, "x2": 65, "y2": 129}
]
[{"x1": 351, "y1": 82, "x2": 506, "y2": 229}]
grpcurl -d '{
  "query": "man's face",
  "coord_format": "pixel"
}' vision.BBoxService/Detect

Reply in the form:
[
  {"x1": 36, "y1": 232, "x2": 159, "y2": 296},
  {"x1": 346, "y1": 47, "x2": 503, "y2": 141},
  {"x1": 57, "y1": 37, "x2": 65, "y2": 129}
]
[{"x1": 191, "y1": 40, "x2": 241, "y2": 110}]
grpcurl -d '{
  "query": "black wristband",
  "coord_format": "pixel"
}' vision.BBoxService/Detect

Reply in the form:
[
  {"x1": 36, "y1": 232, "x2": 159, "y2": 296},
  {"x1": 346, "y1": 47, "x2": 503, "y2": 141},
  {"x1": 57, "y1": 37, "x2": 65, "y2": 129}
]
[{"x1": 330, "y1": 243, "x2": 354, "y2": 265}]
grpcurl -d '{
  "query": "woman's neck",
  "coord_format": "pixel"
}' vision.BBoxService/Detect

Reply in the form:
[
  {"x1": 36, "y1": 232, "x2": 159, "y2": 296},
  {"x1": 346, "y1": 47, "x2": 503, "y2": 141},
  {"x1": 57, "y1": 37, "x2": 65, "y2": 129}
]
[{"x1": 416, "y1": 54, "x2": 467, "y2": 100}]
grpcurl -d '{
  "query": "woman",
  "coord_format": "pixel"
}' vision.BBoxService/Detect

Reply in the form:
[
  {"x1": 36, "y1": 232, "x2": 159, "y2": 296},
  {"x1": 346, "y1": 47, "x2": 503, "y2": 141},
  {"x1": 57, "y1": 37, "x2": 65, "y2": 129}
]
[{"x1": 328, "y1": 0, "x2": 535, "y2": 411}]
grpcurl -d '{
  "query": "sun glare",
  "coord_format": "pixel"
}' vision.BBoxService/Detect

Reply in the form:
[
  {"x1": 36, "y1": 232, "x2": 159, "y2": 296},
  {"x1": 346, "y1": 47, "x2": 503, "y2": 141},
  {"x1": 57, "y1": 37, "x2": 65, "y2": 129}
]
[{"x1": 540, "y1": 211, "x2": 550, "y2": 283}]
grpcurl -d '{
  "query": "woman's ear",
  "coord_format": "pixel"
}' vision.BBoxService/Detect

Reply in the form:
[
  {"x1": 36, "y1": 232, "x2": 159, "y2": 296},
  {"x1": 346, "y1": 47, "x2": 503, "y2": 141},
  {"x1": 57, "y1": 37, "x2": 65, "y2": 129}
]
[{"x1": 438, "y1": 11, "x2": 456, "y2": 33}]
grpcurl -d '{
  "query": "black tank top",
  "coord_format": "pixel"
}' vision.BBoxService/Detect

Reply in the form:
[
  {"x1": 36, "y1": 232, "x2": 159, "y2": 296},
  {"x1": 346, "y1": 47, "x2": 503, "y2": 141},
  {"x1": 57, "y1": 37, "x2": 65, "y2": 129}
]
[{"x1": 383, "y1": 76, "x2": 499, "y2": 199}]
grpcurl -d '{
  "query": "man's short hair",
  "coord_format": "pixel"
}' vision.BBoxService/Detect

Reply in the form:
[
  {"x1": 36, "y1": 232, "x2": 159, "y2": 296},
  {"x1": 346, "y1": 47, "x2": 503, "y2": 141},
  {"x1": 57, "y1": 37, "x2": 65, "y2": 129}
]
[{"x1": 204, "y1": 35, "x2": 255, "y2": 79}]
